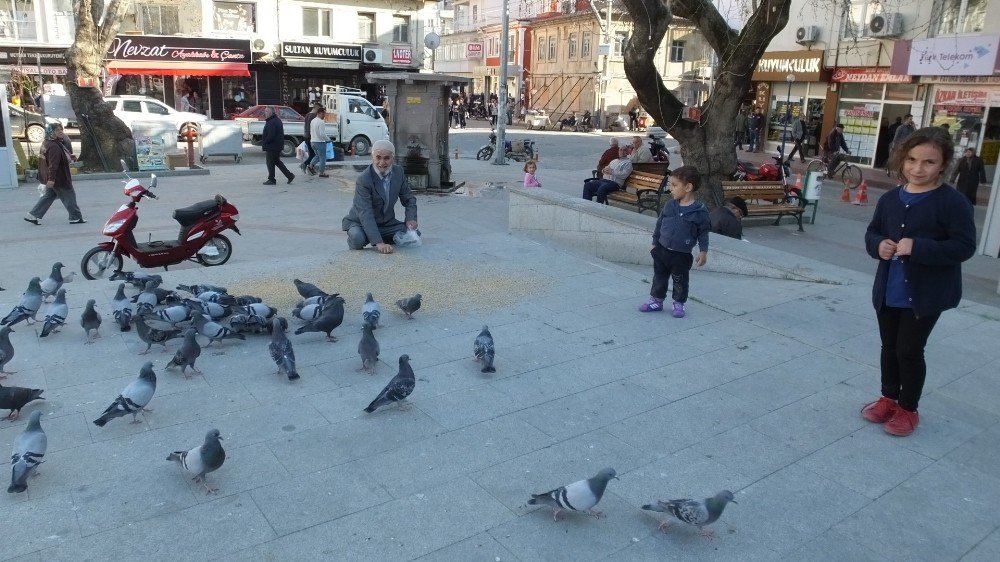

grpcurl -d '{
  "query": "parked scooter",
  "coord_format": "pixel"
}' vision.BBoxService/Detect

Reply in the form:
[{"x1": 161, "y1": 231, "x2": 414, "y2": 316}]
[
  {"x1": 475, "y1": 132, "x2": 536, "y2": 162},
  {"x1": 80, "y1": 161, "x2": 241, "y2": 280},
  {"x1": 733, "y1": 155, "x2": 791, "y2": 184},
  {"x1": 646, "y1": 127, "x2": 671, "y2": 164}
]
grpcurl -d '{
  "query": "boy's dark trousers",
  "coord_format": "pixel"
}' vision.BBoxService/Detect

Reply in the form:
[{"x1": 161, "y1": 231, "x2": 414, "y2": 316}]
[{"x1": 650, "y1": 245, "x2": 693, "y2": 303}]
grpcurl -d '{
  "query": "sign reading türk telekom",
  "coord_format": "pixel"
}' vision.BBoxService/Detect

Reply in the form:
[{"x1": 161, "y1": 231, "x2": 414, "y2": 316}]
[
  {"x1": 107, "y1": 36, "x2": 250, "y2": 62},
  {"x1": 891, "y1": 35, "x2": 1000, "y2": 76}
]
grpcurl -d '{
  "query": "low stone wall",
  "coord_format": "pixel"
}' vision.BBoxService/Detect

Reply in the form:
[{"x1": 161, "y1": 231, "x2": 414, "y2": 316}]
[{"x1": 508, "y1": 187, "x2": 848, "y2": 284}]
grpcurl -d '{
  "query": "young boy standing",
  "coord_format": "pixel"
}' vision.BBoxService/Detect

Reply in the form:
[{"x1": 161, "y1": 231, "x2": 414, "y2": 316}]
[{"x1": 640, "y1": 166, "x2": 710, "y2": 318}]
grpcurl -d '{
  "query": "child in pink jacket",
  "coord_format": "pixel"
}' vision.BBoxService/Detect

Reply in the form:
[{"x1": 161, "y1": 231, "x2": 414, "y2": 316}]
[{"x1": 523, "y1": 160, "x2": 541, "y2": 187}]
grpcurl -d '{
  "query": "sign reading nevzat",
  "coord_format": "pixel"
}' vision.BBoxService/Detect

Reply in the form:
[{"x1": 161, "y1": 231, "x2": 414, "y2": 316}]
[
  {"x1": 753, "y1": 51, "x2": 824, "y2": 81},
  {"x1": 282, "y1": 42, "x2": 361, "y2": 61},
  {"x1": 108, "y1": 36, "x2": 250, "y2": 62}
]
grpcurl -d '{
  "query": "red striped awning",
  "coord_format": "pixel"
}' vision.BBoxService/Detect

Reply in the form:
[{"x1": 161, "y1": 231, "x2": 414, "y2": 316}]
[{"x1": 107, "y1": 61, "x2": 250, "y2": 77}]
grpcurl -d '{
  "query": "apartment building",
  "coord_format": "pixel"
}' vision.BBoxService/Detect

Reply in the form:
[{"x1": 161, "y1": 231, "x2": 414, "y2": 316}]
[{"x1": 0, "y1": 0, "x2": 75, "y2": 92}]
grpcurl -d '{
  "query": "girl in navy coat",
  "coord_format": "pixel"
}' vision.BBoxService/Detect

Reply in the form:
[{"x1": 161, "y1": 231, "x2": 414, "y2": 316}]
[{"x1": 862, "y1": 127, "x2": 976, "y2": 436}]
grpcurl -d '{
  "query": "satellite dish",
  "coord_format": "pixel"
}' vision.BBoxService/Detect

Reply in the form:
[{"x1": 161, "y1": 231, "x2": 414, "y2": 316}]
[{"x1": 424, "y1": 32, "x2": 441, "y2": 50}]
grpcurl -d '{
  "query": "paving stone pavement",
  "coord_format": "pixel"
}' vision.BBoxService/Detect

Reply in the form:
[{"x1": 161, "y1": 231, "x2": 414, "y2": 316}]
[{"x1": 0, "y1": 155, "x2": 999, "y2": 561}]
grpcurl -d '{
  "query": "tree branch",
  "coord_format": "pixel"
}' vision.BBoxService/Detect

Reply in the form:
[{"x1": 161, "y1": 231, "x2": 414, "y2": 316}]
[
  {"x1": 671, "y1": 0, "x2": 738, "y2": 57},
  {"x1": 620, "y1": 0, "x2": 684, "y2": 129},
  {"x1": 98, "y1": 0, "x2": 131, "y2": 51}
]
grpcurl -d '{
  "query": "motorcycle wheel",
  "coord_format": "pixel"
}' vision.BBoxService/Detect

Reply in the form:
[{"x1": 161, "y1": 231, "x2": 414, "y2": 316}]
[
  {"x1": 522, "y1": 146, "x2": 535, "y2": 160},
  {"x1": 476, "y1": 147, "x2": 493, "y2": 161},
  {"x1": 196, "y1": 234, "x2": 233, "y2": 267},
  {"x1": 81, "y1": 247, "x2": 123, "y2": 280}
]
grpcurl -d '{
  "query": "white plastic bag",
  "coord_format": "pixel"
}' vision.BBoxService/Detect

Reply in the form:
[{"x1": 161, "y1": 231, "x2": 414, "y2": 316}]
[
  {"x1": 37, "y1": 183, "x2": 47, "y2": 196},
  {"x1": 295, "y1": 141, "x2": 308, "y2": 161},
  {"x1": 393, "y1": 229, "x2": 421, "y2": 247}
]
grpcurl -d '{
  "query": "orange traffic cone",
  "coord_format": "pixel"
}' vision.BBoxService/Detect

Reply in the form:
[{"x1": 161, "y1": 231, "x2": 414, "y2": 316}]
[
  {"x1": 852, "y1": 180, "x2": 869, "y2": 206},
  {"x1": 794, "y1": 173, "x2": 803, "y2": 191},
  {"x1": 841, "y1": 184, "x2": 851, "y2": 202},
  {"x1": 535, "y1": 148, "x2": 540, "y2": 161}
]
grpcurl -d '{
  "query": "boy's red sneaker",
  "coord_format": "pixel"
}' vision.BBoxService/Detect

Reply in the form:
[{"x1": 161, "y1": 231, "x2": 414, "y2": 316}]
[
  {"x1": 884, "y1": 408, "x2": 919, "y2": 436},
  {"x1": 861, "y1": 396, "x2": 898, "y2": 424}
]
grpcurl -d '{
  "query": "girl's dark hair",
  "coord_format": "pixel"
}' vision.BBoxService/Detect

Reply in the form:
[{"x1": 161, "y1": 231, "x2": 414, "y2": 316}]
[
  {"x1": 523, "y1": 160, "x2": 536, "y2": 172},
  {"x1": 889, "y1": 126, "x2": 955, "y2": 180},
  {"x1": 671, "y1": 165, "x2": 701, "y2": 191}
]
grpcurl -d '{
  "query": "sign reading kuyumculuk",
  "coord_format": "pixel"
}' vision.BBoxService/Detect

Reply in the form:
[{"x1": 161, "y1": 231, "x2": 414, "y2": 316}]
[
  {"x1": 282, "y1": 42, "x2": 361, "y2": 61},
  {"x1": 907, "y1": 35, "x2": 999, "y2": 76},
  {"x1": 107, "y1": 36, "x2": 251, "y2": 62}
]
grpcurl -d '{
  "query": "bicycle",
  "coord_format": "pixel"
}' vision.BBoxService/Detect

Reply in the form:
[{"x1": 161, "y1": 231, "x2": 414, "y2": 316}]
[{"x1": 806, "y1": 153, "x2": 863, "y2": 189}]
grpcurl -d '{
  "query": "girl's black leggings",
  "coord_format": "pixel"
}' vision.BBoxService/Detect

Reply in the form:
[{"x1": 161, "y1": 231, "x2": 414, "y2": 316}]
[{"x1": 876, "y1": 305, "x2": 941, "y2": 412}]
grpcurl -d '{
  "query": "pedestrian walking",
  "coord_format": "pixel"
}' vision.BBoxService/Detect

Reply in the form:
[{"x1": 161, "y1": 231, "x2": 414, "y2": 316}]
[
  {"x1": 862, "y1": 127, "x2": 976, "y2": 437},
  {"x1": 24, "y1": 123, "x2": 85, "y2": 225},
  {"x1": 261, "y1": 106, "x2": 294, "y2": 185},
  {"x1": 953, "y1": 148, "x2": 987, "y2": 205},
  {"x1": 889, "y1": 114, "x2": 915, "y2": 155},
  {"x1": 628, "y1": 106, "x2": 639, "y2": 132},
  {"x1": 747, "y1": 109, "x2": 763, "y2": 152},
  {"x1": 734, "y1": 110, "x2": 747, "y2": 150},
  {"x1": 786, "y1": 115, "x2": 808, "y2": 163},
  {"x1": 300, "y1": 104, "x2": 321, "y2": 175},
  {"x1": 308, "y1": 107, "x2": 331, "y2": 178}
]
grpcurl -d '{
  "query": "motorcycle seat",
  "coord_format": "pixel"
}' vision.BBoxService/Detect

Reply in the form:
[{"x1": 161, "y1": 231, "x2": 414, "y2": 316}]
[
  {"x1": 173, "y1": 200, "x2": 220, "y2": 227},
  {"x1": 739, "y1": 161, "x2": 761, "y2": 175}
]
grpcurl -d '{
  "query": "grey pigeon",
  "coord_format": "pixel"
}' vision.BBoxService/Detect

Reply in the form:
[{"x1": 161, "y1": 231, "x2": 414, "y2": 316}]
[
  {"x1": 268, "y1": 317, "x2": 299, "y2": 380},
  {"x1": 0, "y1": 384, "x2": 44, "y2": 420},
  {"x1": 395, "y1": 294, "x2": 421, "y2": 319},
  {"x1": 642, "y1": 490, "x2": 737, "y2": 538},
  {"x1": 195, "y1": 291, "x2": 236, "y2": 306},
  {"x1": 113, "y1": 271, "x2": 162, "y2": 289},
  {"x1": 2, "y1": 277, "x2": 43, "y2": 326},
  {"x1": 112, "y1": 283, "x2": 133, "y2": 332},
  {"x1": 474, "y1": 325, "x2": 496, "y2": 373},
  {"x1": 93, "y1": 362, "x2": 157, "y2": 426},
  {"x1": 135, "y1": 314, "x2": 184, "y2": 354},
  {"x1": 234, "y1": 295, "x2": 263, "y2": 306},
  {"x1": 294, "y1": 295, "x2": 345, "y2": 341},
  {"x1": 150, "y1": 304, "x2": 191, "y2": 326},
  {"x1": 39, "y1": 262, "x2": 64, "y2": 300},
  {"x1": 8, "y1": 410, "x2": 46, "y2": 493},
  {"x1": 229, "y1": 313, "x2": 269, "y2": 335},
  {"x1": 167, "y1": 429, "x2": 226, "y2": 494},
  {"x1": 358, "y1": 323, "x2": 380, "y2": 374},
  {"x1": 293, "y1": 279, "x2": 328, "y2": 299},
  {"x1": 191, "y1": 313, "x2": 245, "y2": 346},
  {"x1": 176, "y1": 283, "x2": 228, "y2": 296},
  {"x1": 292, "y1": 302, "x2": 325, "y2": 321},
  {"x1": 166, "y1": 328, "x2": 202, "y2": 376},
  {"x1": 0, "y1": 326, "x2": 14, "y2": 376},
  {"x1": 134, "y1": 280, "x2": 159, "y2": 313},
  {"x1": 528, "y1": 468, "x2": 618, "y2": 521},
  {"x1": 81, "y1": 299, "x2": 102, "y2": 343},
  {"x1": 183, "y1": 298, "x2": 229, "y2": 320},
  {"x1": 362, "y1": 292, "x2": 381, "y2": 329},
  {"x1": 364, "y1": 354, "x2": 415, "y2": 413},
  {"x1": 240, "y1": 303, "x2": 275, "y2": 319},
  {"x1": 299, "y1": 295, "x2": 331, "y2": 307},
  {"x1": 39, "y1": 288, "x2": 69, "y2": 338}
]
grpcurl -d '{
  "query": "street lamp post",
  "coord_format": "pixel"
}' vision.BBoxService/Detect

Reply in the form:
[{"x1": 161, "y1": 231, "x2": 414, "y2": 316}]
[
  {"x1": 493, "y1": 0, "x2": 510, "y2": 165},
  {"x1": 779, "y1": 74, "x2": 795, "y2": 163}
]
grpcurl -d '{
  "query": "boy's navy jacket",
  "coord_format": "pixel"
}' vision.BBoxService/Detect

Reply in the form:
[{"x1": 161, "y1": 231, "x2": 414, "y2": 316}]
[
  {"x1": 864, "y1": 184, "x2": 976, "y2": 318},
  {"x1": 653, "y1": 199, "x2": 711, "y2": 253}
]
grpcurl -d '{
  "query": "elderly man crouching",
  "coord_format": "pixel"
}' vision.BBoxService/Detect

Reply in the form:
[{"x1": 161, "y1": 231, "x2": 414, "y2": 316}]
[{"x1": 342, "y1": 140, "x2": 419, "y2": 254}]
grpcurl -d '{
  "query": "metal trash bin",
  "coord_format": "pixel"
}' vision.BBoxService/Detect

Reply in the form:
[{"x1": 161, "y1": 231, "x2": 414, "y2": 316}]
[{"x1": 198, "y1": 120, "x2": 245, "y2": 164}]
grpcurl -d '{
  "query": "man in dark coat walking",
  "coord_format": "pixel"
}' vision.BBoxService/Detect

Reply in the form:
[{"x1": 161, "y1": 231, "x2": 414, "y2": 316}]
[
  {"x1": 953, "y1": 148, "x2": 987, "y2": 205},
  {"x1": 24, "y1": 123, "x2": 84, "y2": 225},
  {"x1": 261, "y1": 106, "x2": 294, "y2": 185}
]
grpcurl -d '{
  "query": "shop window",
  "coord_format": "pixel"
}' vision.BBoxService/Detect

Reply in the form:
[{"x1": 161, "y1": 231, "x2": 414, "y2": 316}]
[
  {"x1": 582, "y1": 31, "x2": 592, "y2": 58},
  {"x1": 508, "y1": 32, "x2": 515, "y2": 60},
  {"x1": 222, "y1": 77, "x2": 255, "y2": 118},
  {"x1": 0, "y1": 0, "x2": 37, "y2": 40},
  {"x1": 302, "y1": 7, "x2": 331, "y2": 37},
  {"x1": 548, "y1": 36, "x2": 556, "y2": 61},
  {"x1": 139, "y1": 4, "x2": 179, "y2": 35},
  {"x1": 933, "y1": 0, "x2": 987, "y2": 35},
  {"x1": 392, "y1": 15, "x2": 410, "y2": 43},
  {"x1": 358, "y1": 12, "x2": 375, "y2": 42},
  {"x1": 885, "y1": 83, "x2": 916, "y2": 102},
  {"x1": 213, "y1": 1, "x2": 256, "y2": 32},
  {"x1": 842, "y1": 1, "x2": 871, "y2": 39},
  {"x1": 669, "y1": 40, "x2": 685, "y2": 62},
  {"x1": 840, "y1": 82, "x2": 883, "y2": 100},
  {"x1": 568, "y1": 33, "x2": 577, "y2": 59},
  {"x1": 613, "y1": 31, "x2": 629, "y2": 57}
]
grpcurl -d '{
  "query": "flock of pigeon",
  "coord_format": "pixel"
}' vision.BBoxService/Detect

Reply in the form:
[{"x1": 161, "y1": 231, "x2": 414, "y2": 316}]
[{"x1": 1, "y1": 262, "x2": 737, "y2": 538}]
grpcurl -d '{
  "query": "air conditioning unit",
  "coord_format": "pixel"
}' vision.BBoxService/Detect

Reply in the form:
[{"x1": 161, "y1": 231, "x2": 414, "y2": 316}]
[
  {"x1": 869, "y1": 12, "x2": 903, "y2": 37},
  {"x1": 251, "y1": 36, "x2": 275, "y2": 53},
  {"x1": 363, "y1": 48, "x2": 383, "y2": 64},
  {"x1": 795, "y1": 25, "x2": 819, "y2": 45}
]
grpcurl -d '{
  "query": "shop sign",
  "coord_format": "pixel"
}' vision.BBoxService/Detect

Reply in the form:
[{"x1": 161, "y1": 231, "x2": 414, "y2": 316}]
[
  {"x1": 920, "y1": 75, "x2": 1000, "y2": 85},
  {"x1": 0, "y1": 46, "x2": 66, "y2": 65},
  {"x1": 467, "y1": 43, "x2": 484, "y2": 58},
  {"x1": 282, "y1": 42, "x2": 361, "y2": 61},
  {"x1": 108, "y1": 36, "x2": 251, "y2": 62},
  {"x1": 933, "y1": 88, "x2": 1000, "y2": 106},
  {"x1": 831, "y1": 67, "x2": 911, "y2": 83},
  {"x1": 892, "y1": 36, "x2": 1000, "y2": 77},
  {"x1": 753, "y1": 51, "x2": 824, "y2": 82},
  {"x1": 391, "y1": 47, "x2": 412, "y2": 65},
  {"x1": 841, "y1": 103, "x2": 880, "y2": 119}
]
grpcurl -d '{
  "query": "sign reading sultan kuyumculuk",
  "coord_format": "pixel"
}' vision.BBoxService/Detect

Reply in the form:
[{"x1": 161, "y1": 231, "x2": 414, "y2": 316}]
[{"x1": 282, "y1": 42, "x2": 361, "y2": 61}]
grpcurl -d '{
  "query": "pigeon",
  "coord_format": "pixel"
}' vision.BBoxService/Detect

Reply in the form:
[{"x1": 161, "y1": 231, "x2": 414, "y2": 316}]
[
  {"x1": 474, "y1": 325, "x2": 496, "y2": 373},
  {"x1": 39, "y1": 288, "x2": 69, "y2": 337},
  {"x1": 234, "y1": 295, "x2": 263, "y2": 306},
  {"x1": 195, "y1": 291, "x2": 236, "y2": 306},
  {"x1": 0, "y1": 384, "x2": 44, "y2": 420},
  {"x1": 93, "y1": 362, "x2": 156, "y2": 426},
  {"x1": 294, "y1": 295, "x2": 345, "y2": 341},
  {"x1": 112, "y1": 271, "x2": 162, "y2": 289},
  {"x1": 642, "y1": 490, "x2": 737, "y2": 538},
  {"x1": 528, "y1": 468, "x2": 618, "y2": 521},
  {"x1": 358, "y1": 323, "x2": 380, "y2": 374},
  {"x1": 294, "y1": 278, "x2": 328, "y2": 299},
  {"x1": 299, "y1": 295, "x2": 332, "y2": 308},
  {"x1": 39, "y1": 262, "x2": 64, "y2": 300},
  {"x1": 362, "y1": 292, "x2": 381, "y2": 329},
  {"x1": 395, "y1": 294, "x2": 422, "y2": 319},
  {"x1": 150, "y1": 304, "x2": 191, "y2": 326},
  {"x1": 268, "y1": 317, "x2": 299, "y2": 381},
  {"x1": 364, "y1": 354, "x2": 415, "y2": 413},
  {"x1": 166, "y1": 328, "x2": 202, "y2": 376},
  {"x1": 292, "y1": 302, "x2": 326, "y2": 322},
  {"x1": 134, "y1": 281, "x2": 159, "y2": 313},
  {"x1": 81, "y1": 299, "x2": 102, "y2": 343},
  {"x1": 229, "y1": 313, "x2": 269, "y2": 335},
  {"x1": 167, "y1": 429, "x2": 226, "y2": 494},
  {"x1": 240, "y1": 303, "x2": 276, "y2": 319},
  {"x1": 2, "y1": 277, "x2": 43, "y2": 326},
  {"x1": 176, "y1": 283, "x2": 228, "y2": 296},
  {"x1": 183, "y1": 298, "x2": 229, "y2": 320},
  {"x1": 0, "y1": 326, "x2": 14, "y2": 376},
  {"x1": 191, "y1": 314, "x2": 245, "y2": 346},
  {"x1": 8, "y1": 410, "x2": 46, "y2": 493},
  {"x1": 112, "y1": 283, "x2": 133, "y2": 332},
  {"x1": 134, "y1": 314, "x2": 184, "y2": 354}
]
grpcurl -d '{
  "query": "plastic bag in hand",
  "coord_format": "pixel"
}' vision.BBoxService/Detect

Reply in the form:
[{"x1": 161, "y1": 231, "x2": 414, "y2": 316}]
[{"x1": 393, "y1": 229, "x2": 421, "y2": 247}]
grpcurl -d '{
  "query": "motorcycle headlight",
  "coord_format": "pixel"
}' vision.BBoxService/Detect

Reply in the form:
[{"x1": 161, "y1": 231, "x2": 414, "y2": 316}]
[
  {"x1": 102, "y1": 218, "x2": 128, "y2": 236},
  {"x1": 230, "y1": 213, "x2": 239, "y2": 221}
]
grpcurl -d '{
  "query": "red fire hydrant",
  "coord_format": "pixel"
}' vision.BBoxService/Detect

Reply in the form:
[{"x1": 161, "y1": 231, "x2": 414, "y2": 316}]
[{"x1": 180, "y1": 123, "x2": 199, "y2": 167}]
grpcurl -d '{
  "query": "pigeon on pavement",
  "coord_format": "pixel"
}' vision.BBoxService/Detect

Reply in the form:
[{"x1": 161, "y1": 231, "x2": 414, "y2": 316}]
[
  {"x1": 93, "y1": 362, "x2": 157, "y2": 426},
  {"x1": 166, "y1": 328, "x2": 202, "y2": 376},
  {"x1": 2, "y1": 277, "x2": 43, "y2": 326},
  {"x1": 167, "y1": 429, "x2": 225, "y2": 494},
  {"x1": 150, "y1": 305, "x2": 191, "y2": 326},
  {"x1": 112, "y1": 283, "x2": 133, "y2": 332},
  {"x1": 395, "y1": 294, "x2": 421, "y2": 319},
  {"x1": 81, "y1": 299, "x2": 102, "y2": 343},
  {"x1": 229, "y1": 313, "x2": 269, "y2": 335},
  {"x1": 192, "y1": 313, "x2": 245, "y2": 346},
  {"x1": 642, "y1": 490, "x2": 737, "y2": 538},
  {"x1": 113, "y1": 271, "x2": 162, "y2": 289},
  {"x1": 135, "y1": 314, "x2": 184, "y2": 354},
  {"x1": 8, "y1": 410, "x2": 46, "y2": 493},
  {"x1": 39, "y1": 288, "x2": 69, "y2": 338},
  {"x1": 0, "y1": 326, "x2": 15, "y2": 376},
  {"x1": 292, "y1": 302, "x2": 325, "y2": 321},
  {"x1": 364, "y1": 354, "x2": 415, "y2": 413},
  {"x1": 294, "y1": 295, "x2": 345, "y2": 341},
  {"x1": 135, "y1": 281, "x2": 159, "y2": 314},
  {"x1": 362, "y1": 292, "x2": 381, "y2": 329},
  {"x1": 183, "y1": 298, "x2": 229, "y2": 320},
  {"x1": 39, "y1": 262, "x2": 65, "y2": 300},
  {"x1": 234, "y1": 295, "x2": 263, "y2": 306},
  {"x1": 528, "y1": 468, "x2": 618, "y2": 521},
  {"x1": 293, "y1": 279, "x2": 328, "y2": 299},
  {"x1": 176, "y1": 283, "x2": 228, "y2": 296},
  {"x1": 0, "y1": 384, "x2": 44, "y2": 420},
  {"x1": 474, "y1": 325, "x2": 496, "y2": 373},
  {"x1": 268, "y1": 317, "x2": 299, "y2": 380},
  {"x1": 358, "y1": 323, "x2": 380, "y2": 374},
  {"x1": 299, "y1": 295, "x2": 331, "y2": 308},
  {"x1": 240, "y1": 303, "x2": 275, "y2": 319}
]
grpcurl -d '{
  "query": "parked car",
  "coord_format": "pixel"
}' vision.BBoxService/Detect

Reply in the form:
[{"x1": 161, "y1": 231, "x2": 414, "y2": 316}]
[
  {"x1": 104, "y1": 95, "x2": 207, "y2": 134},
  {"x1": 233, "y1": 104, "x2": 304, "y2": 122},
  {"x1": 8, "y1": 104, "x2": 59, "y2": 143}
]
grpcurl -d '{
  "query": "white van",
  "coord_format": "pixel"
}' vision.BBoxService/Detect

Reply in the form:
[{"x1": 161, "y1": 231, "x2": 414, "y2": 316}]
[{"x1": 320, "y1": 86, "x2": 389, "y2": 155}]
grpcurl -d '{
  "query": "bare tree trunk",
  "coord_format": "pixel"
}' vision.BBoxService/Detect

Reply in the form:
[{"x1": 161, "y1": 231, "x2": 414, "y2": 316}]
[{"x1": 65, "y1": 0, "x2": 134, "y2": 172}]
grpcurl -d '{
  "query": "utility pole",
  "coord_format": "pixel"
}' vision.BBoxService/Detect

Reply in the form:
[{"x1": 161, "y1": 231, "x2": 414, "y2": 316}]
[{"x1": 493, "y1": 0, "x2": 510, "y2": 165}]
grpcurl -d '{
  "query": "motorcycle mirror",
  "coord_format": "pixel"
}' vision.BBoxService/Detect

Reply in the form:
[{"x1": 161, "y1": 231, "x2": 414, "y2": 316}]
[
  {"x1": 150, "y1": 175, "x2": 157, "y2": 188},
  {"x1": 120, "y1": 159, "x2": 128, "y2": 172}
]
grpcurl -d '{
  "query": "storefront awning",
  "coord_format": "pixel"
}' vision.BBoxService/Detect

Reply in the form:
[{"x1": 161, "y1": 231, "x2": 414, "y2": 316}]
[
  {"x1": 107, "y1": 61, "x2": 251, "y2": 77},
  {"x1": 284, "y1": 58, "x2": 359, "y2": 71}
]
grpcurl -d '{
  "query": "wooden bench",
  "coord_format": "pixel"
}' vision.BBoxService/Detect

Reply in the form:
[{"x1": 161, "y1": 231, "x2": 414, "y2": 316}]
[
  {"x1": 598, "y1": 163, "x2": 670, "y2": 215},
  {"x1": 720, "y1": 181, "x2": 805, "y2": 232}
]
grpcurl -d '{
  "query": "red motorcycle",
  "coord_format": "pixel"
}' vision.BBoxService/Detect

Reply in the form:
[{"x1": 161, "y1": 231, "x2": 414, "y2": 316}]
[
  {"x1": 80, "y1": 163, "x2": 240, "y2": 280},
  {"x1": 733, "y1": 155, "x2": 790, "y2": 183}
]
